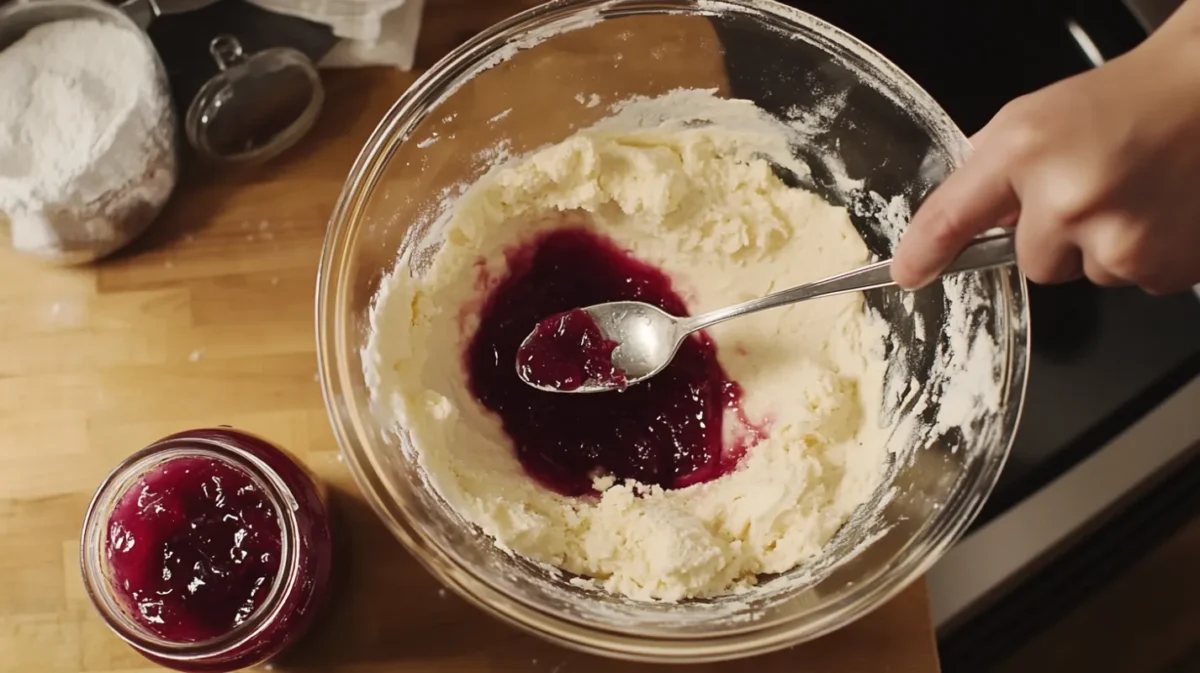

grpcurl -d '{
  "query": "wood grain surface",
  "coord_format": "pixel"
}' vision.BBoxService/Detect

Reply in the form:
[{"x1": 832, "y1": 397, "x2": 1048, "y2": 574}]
[{"x1": 0, "y1": 2, "x2": 942, "y2": 671}]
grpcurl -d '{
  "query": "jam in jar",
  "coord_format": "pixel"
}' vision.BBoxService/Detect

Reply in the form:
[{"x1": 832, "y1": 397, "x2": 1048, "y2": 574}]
[{"x1": 81, "y1": 428, "x2": 333, "y2": 672}]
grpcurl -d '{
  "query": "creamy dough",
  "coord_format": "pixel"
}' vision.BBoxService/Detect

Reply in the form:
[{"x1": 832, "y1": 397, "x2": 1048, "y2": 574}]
[{"x1": 366, "y1": 91, "x2": 890, "y2": 601}]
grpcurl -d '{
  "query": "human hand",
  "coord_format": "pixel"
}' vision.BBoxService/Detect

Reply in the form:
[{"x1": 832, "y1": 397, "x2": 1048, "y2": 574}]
[{"x1": 891, "y1": 5, "x2": 1200, "y2": 294}]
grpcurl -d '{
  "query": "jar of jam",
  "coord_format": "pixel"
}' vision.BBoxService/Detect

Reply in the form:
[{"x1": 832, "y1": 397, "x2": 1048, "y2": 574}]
[{"x1": 81, "y1": 428, "x2": 333, "y2": 672}]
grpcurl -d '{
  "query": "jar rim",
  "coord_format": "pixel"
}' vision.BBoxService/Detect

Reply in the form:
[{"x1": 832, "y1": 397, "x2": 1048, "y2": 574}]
[{"x1": 80, "y1": 434, "x2": 302, "y2": 662}]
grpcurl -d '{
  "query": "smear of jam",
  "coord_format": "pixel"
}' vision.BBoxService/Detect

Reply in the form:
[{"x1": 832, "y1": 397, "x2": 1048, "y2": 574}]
[
  {"x1": 465, "y1": 227, "x2": 762, "y2": 496},
  {"x1": 106, "y1": 456, "x2": 283, "y2": 643},
  {"x1": 516, "y1": 308, "x2": 627, "y2": 392}
]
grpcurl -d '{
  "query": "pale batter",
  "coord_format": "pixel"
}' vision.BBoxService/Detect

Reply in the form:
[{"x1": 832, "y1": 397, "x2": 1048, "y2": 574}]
[{"x1": 366, "y1": 90, "x2": 890, "y2": 601}]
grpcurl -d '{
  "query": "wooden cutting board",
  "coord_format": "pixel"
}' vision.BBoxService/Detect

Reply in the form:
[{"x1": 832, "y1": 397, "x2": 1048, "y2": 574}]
[{"x1": 0, "y1": 2, "x2": 941, "y2": 671}]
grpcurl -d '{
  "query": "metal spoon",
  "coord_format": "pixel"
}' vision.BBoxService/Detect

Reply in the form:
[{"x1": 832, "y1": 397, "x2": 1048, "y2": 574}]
[{"x1": 516, "y1": 231, "x2": 1016, "y2": 394}]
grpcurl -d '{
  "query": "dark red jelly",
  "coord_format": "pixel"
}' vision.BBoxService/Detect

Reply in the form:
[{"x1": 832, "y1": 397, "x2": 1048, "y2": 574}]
[
  {"x1": 82, "y1": 429, "x2": 333, "y2": 673},
  {"x1": 106, "y1": 456, "x2": 283, "y2": 643},
  {"x1": 466, "y1": 227, "x2": 762, "y2": 496},
  {"x1": 516, "y1": 308, "x2": 626, "y2": 392}
]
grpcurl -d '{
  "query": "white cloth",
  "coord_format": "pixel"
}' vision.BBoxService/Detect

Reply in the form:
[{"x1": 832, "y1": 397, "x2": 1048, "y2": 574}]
[{"x1": 245, "y1": 0, "x2": 425, "y2": 70}]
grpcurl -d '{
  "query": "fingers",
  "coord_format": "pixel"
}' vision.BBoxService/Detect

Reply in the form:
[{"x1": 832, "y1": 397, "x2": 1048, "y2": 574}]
[
  {"x1": 1081, "y1": 229, "x2": 1132, "y2": 287},
  {"x1": 1014, "y1": 211, "x2": 1083, "y2": 284},
  {"x1": 891, "y1": 140, "x2": 1022, "y2": 289},
  {"x1": 1076, "y1": 215, "x2": 1140, "y2": 288},
  {"x1": 1082, "y1": 255, "x2": 1132, "y2": 287}
]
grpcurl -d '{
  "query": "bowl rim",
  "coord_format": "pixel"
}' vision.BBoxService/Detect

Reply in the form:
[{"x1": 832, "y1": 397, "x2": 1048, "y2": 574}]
[{"x1": 316, "y1": 0, "x2": 1031, "y2": 661}]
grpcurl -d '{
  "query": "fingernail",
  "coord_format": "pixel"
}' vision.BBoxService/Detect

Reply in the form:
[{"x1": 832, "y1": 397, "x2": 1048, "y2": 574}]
[
  {"x1": 893, "y1": 241, "x2": 946, "y2": 290},
  {"x1": 891, "y1": 244, "x2": 929, "y2": 289},
  {"x1": 894, "y1": 275, "x2": 932, "y2": 291},
  {"x1": 890, "y1": 264, "x2": 925, "y2": 290}
]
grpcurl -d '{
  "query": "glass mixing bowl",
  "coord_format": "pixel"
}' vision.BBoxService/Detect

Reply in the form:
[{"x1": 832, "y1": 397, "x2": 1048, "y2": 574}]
[{"x1": 317, "y1": 0, "x2": 1029, "y2": 662}]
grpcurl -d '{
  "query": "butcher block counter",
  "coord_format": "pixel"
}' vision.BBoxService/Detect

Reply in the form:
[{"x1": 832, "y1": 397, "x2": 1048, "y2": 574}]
[{"x1": 0, "y1": 2, "x2": 942, "y2": 671}]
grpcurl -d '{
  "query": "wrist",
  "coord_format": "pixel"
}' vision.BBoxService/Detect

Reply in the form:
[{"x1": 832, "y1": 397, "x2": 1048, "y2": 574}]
[
  {"x1": 1147, "y1": 0, "x2": 1200, "y2": 48},
  {"x1": 1137, "y1": 27, "x2": 1200, "y2": 149},
  {"x1": 1127, "y1": 7, "x2": 1200, "y2": 105}
]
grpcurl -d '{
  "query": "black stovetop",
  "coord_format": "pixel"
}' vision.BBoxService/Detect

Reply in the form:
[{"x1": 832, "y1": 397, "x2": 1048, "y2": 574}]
[{"x1": 773, "y1": 0, "x2": 1200, "y2": 528}]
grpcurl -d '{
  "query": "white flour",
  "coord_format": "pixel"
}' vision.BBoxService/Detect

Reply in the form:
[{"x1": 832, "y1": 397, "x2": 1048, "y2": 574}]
[{"x1": 0, "y1": 18, "x2": 176, "y2": 260}]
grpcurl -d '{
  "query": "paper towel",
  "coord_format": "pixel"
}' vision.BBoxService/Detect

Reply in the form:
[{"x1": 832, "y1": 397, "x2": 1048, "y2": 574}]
[{"x1": 245, "y1": 0, "x2": 424, "y2": 69}]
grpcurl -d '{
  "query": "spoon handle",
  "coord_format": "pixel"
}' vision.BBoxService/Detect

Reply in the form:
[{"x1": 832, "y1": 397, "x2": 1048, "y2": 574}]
[{"x1": 681, "y1": 230, "x2": 1016, "y2": 334}]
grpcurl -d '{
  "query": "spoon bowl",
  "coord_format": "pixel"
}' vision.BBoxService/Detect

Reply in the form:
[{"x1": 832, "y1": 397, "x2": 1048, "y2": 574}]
[
  {"x1": 602, "y1": 302, "x2": 687, "y2": 382},
  {"x1": 516, "y1": 302, "x2": 685, "y2": 394}
]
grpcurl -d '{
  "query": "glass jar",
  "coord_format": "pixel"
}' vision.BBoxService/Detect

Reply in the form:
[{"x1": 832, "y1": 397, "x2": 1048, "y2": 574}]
[
  {"x1": 81, "y1": 428, "x2": 333, "y2": 672},
  {"x1": 185, "y1": 34, "x2": 325, "y2": 164}
]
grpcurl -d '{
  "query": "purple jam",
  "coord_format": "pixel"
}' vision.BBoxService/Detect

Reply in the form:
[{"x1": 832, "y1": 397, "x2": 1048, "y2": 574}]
[
  {"x1": 465, "y1": 227, "x2": 762, "y2": 496},
  {"x1": 516, "y1": 308, "x2": 627, "y2": 392},
  {"x1": 106, "y1": 455, "x2": 283, "y2": 643}
]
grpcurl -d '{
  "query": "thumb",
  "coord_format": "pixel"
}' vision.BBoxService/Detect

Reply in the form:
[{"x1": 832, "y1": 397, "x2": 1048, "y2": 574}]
[{"x1": 891, "y1": 137, "x2": 1021, "y2": 289}]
